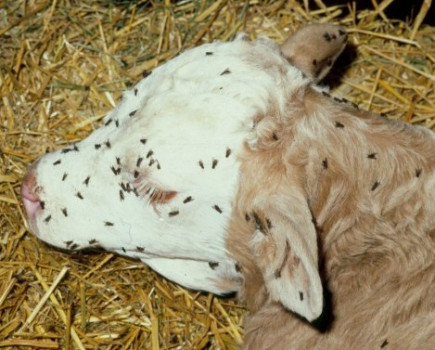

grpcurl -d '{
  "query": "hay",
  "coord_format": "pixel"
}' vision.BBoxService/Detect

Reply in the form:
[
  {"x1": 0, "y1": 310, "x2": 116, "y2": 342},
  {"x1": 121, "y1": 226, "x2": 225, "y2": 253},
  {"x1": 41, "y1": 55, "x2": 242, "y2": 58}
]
[{"x1": 0, "y1": 0, "x2": 434, "y2": 349}]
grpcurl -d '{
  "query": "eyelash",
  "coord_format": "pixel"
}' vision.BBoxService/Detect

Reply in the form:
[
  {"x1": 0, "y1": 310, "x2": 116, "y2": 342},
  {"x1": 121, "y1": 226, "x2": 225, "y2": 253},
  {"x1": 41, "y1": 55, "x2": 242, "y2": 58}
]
[{"x1": 135, "y1": 181, "x2": 176, "y2": 205}]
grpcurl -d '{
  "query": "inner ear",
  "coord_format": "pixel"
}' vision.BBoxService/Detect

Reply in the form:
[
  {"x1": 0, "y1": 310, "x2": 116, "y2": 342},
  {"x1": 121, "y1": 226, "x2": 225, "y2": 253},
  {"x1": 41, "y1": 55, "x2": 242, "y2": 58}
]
[{"x1": 281, "y1": 24, "x2": 348, "y2": 82}]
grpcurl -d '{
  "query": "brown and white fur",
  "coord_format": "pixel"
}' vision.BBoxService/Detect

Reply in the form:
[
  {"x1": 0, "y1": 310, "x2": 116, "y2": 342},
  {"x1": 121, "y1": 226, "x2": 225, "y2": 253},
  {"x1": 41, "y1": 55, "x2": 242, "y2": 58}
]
[
  {"x1": 228, "y1": 36, "x2": 435, "y2": 350},
  {"x1": 21, "y1": 23, "x2": 348, "y2": 298}
]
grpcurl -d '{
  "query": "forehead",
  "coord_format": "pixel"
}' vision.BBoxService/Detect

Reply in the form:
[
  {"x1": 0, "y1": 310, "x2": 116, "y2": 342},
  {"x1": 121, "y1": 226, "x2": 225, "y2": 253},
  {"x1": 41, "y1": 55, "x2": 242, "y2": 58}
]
[
  {"x1": 60, "y1": 37, "x2": 303, "y2": 172},
  {"x1": 106, "y1": 38, "x2": 293, "y2": 129}
]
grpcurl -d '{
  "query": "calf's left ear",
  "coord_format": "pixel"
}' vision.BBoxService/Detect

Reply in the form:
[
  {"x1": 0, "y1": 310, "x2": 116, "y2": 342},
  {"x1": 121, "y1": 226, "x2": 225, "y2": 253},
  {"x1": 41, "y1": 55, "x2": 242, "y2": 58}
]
[
  {"x1": 281, "y1": 23, "x2": 347, "y2": 82},
  {"x1": 248, "y1": 183, "x2": 323, "y2": 322}
]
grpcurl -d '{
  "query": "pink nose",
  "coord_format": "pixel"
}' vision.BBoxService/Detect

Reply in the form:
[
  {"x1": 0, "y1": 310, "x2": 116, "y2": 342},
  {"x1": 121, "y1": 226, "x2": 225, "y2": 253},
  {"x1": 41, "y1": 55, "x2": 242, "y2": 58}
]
[{"x1": 21, "y1": 163, "x2": 43, "y2": 220}]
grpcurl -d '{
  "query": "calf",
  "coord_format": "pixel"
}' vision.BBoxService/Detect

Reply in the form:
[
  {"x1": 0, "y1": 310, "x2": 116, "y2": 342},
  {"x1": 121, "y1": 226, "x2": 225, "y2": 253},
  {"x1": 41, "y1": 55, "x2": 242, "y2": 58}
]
[{"x1": 22, "y1": 24, "x2": 347, "y2": 296}]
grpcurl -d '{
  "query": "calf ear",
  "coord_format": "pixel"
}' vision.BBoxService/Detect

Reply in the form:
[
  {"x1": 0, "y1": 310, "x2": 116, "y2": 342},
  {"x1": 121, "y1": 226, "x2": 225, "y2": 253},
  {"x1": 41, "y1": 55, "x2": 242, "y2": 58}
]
[
  {"x1": 248, "y1": 183, "x2": 323, "y2": 322},
  {"x1": 281, "y1": 24, "x2": 347, "y2": 82}
]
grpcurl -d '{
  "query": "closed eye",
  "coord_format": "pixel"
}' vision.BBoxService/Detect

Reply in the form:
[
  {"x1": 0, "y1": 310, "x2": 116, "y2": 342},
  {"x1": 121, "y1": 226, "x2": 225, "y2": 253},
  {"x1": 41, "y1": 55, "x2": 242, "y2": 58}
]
[
  {"x1": 133, "y1": 179, "x2": 177, "y2": 205},
  {"x1": 149, "y1": 188, "x2": 177, "y2": 205}
]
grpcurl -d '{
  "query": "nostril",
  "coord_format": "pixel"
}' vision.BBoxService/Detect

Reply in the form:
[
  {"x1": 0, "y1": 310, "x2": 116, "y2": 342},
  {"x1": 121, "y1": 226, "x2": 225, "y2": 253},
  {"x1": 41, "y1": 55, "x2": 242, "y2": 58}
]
[
  {"x1": 22, "y1": 186, "x2": 42, "y2": 219},
  {"x1": 21, "y1": 163, "x2": 43, "y2": 218},
  {"x1": 21, "y1": 168, "x2": 38, "y2": 201},
  {"x1": 22, "y1": 196, "x2": 42, "y2": 219},
  {"x1": 21, "y1": 183, "x2": 39, "y2": 203}
]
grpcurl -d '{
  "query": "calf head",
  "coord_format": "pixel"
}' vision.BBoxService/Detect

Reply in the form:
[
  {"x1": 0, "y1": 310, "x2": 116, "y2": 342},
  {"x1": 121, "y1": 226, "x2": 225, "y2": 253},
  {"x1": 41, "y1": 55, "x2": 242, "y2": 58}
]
[{"x1": 22, "y1": 24, "x2": 347, "y2": 297}]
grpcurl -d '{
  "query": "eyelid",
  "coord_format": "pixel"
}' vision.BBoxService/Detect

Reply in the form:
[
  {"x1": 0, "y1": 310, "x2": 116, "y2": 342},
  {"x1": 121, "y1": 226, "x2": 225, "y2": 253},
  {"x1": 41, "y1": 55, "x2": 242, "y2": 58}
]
[
  {"x1": 132, "y1": 176, "x2": 177, "y2": 205},
  {"x1": 148, "y1": 188, "x2": 177, "y2": 205}
]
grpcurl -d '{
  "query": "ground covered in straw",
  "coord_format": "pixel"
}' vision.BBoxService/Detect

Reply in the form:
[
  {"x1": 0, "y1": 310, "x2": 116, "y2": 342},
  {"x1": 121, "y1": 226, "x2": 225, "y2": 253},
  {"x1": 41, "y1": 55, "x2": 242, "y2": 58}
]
[{"x1": 0, "y1": 0, "x2": 434, "y2": 349}]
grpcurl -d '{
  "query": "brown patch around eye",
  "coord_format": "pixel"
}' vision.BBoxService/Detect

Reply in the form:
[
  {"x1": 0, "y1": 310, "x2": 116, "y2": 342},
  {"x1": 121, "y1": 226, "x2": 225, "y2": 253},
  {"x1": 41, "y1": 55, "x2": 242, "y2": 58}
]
[
  {"x1": 149, "y1": 189, "x2": 177, "y2": 205},
  {"x1": 133, "y1": 172, "x2": 177, "y2": 206}
]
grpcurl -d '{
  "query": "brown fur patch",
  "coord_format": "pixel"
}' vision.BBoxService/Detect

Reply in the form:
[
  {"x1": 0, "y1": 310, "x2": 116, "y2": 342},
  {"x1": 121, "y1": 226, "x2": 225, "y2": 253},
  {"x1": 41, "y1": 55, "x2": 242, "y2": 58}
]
[{"x1": 227, "y1": 87, "x2": 435, "y2": 349}]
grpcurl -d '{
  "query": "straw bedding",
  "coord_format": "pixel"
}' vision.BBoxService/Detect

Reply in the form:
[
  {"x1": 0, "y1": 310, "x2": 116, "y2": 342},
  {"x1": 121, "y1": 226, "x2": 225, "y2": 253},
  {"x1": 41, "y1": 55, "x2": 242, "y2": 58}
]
[{"x1": 0, "y1": 0, "x2": 434, "y2": 349}]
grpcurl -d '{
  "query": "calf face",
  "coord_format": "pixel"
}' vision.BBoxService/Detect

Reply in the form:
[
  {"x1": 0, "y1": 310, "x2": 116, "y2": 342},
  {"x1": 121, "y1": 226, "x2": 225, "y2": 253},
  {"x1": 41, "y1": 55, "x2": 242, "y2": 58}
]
[{"x1": 22, "y1": 24, "x2": 347, "y2": 296}]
